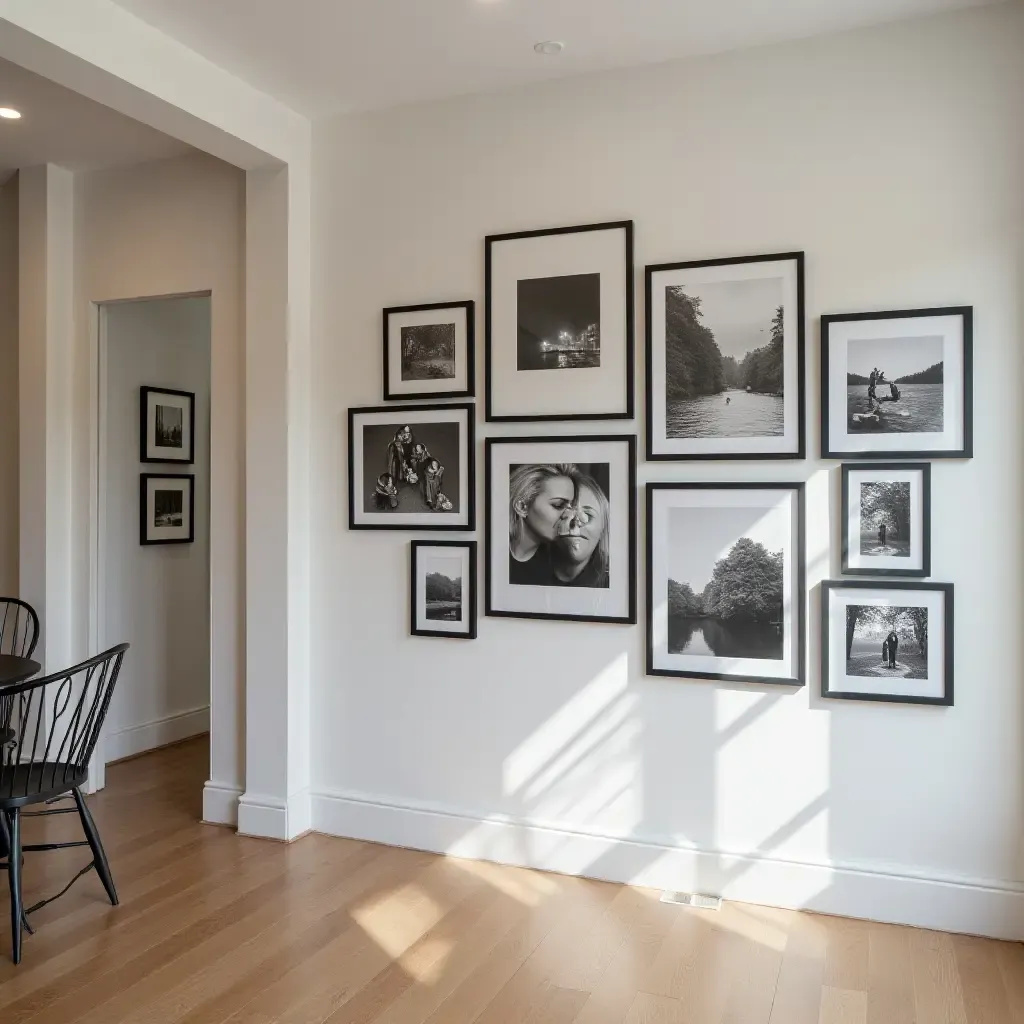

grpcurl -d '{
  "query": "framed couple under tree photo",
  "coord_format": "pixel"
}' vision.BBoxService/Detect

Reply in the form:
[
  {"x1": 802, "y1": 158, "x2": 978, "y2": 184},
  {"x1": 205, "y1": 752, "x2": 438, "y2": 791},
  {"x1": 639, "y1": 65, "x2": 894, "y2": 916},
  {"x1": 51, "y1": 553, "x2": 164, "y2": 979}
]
[
  {"x1": 140, "y1": 473, "x2": 195, "y2": 545},
  {"x1": 410, "y1": 541, "x2": 477, "y2": 639},
  {"x1": 822, "y1": 306, "x2": 973, "y2": 459},
  {"x1": 383, "y1": 300, "x2": 475, "y2": 401},
  {"x1": 647, "y1": 482, "x2": 805, "y2": 687},
  {"x1": 141, "y1": 386, "x2": 195, "y2": 464},
  {"x1": 646, "y1": 252, "x2": 805, "y2": 460}
]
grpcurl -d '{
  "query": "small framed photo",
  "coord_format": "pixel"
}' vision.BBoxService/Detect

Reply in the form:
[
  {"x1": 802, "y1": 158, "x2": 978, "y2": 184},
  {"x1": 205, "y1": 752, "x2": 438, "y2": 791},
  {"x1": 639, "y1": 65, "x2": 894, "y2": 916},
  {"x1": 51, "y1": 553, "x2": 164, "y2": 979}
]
[
  {"x1": 140, "y1": 473, "x2": 195, "y2": 545},
  {"x1": 141, "y1": 386, "x2": 195, "y2": 464},
  {"x1": 647, "y1": 482, "x2": 805, "y2": 687},
  {"x1": 821, "y1": 306, "x2": 973, "y2": 459},
  {"x1": 410, "y1": 541, "x2": 477, "y2": 639},
  {"x1": 485, "y1": 435, "x2": 637, "y2": 624},
  {"x1": 485, "y1": 220, "x2": 634, "y2": 421},
  {"x1": 348, "y1": 403, "x2": 475, "y2": 531},
  {"x1": 646, "y1": 252, "x2": 805, "y2": 460},
  {"x1": 821, "y1": 580, "x2": 953, "y2": 706},
  {"x1": 383, "y1": 300, "x2": 475, "y2": 401},
  {"x1": 841, "y1": 463, "x2": 931, "y2": 577}
]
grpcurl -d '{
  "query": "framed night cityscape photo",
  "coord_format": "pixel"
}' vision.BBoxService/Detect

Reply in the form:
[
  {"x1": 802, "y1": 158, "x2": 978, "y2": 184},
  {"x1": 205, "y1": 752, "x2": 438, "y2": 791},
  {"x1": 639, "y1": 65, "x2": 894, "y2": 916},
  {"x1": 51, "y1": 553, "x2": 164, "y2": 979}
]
[{"x1": 485, "y1": 221, "x2": 634, "y2": 421}]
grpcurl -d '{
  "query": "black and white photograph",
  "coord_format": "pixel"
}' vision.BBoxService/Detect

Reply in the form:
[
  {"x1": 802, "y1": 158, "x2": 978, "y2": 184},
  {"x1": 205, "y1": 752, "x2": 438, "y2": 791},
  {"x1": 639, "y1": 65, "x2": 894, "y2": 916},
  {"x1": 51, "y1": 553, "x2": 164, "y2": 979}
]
[
  {"x1": 486, "y1": 221, "x2": 633, "y2": 420},
  {"x1": 140, "y1": 473, "x2": 195, "y2": 545},
  {"x1": 842, "y1": 463, "x2": 931, "y2": 577},
  {"x1": 411, "y1": 540, "x2": 477, "y2": 639},
  {"x1": 486, "y1": 436, "x2": 636, "y2": 623},
  {"x1": 140, "y1": 386, "x2": 195, "y2": 463},
  {"x1": 822, "y1": 307, "x2": 973, "y2": 459},
  {"x1": 383, "y1": 301, "x2": 474, "y2": 400},
  {"x1": 646, "y1": 253, "x2": 804, "y2": 460},
  {"x1": 647, "y1": 483, "x2": 805, "y2": 686},
  {"x1": 822, "y1": 581, "x2": 953, "y2": 705},
  {"x1": 349, "y1": 403, "x2": 475, "y2": 530}
]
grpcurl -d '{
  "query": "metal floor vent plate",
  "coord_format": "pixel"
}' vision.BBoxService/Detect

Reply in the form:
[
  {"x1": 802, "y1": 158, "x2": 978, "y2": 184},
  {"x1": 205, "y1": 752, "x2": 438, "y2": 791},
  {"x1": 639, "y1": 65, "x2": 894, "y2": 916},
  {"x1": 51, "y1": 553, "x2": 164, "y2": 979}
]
[{"x1": 660, "y1": 891, "x2": 722, "y2": 910}]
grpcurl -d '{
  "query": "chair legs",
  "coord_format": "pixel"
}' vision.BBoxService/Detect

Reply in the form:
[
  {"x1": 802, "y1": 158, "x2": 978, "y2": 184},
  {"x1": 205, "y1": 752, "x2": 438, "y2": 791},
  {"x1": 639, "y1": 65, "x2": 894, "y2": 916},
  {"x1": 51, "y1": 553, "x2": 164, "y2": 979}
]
[
  {"x1": 6, "y1": 808, "x2": 23, "y2": 965},
  {"x1": 73, "y1": 788, "x2": 118, "y2": 906}
]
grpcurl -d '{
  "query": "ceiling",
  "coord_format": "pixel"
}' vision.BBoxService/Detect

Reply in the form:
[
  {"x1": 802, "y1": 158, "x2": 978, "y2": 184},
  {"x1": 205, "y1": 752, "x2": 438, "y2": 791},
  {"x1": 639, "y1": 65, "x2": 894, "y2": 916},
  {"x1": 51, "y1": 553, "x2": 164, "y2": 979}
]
[
  {"x1": 0, "y1": 56, "x2": 192, "y2": 181},
  {"x1": 110, "y1": 0, "x2": 995, "y2": 117}
]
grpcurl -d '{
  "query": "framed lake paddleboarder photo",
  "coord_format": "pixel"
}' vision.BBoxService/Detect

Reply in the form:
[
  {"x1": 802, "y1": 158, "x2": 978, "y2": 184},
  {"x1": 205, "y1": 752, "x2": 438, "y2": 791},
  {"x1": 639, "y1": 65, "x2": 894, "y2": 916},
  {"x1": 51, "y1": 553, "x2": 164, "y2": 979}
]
[
  {"x1": 646, "y1": 482, "x2": 805, "y2": 687},
  {"x1": 821, "y1": 306, "x2": 973, "y2": 460},
  {"x1": 646, "y1": 252, "x2": 805, "y2": 461}
]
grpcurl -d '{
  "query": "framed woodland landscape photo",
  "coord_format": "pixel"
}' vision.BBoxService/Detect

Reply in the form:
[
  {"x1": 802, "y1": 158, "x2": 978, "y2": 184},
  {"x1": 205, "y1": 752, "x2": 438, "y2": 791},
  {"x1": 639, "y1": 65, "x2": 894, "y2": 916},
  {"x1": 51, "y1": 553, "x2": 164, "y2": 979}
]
[
  {"x1": 140, "y1": 473, "x2": 195, "y2": 545},
  {"x1": 821, "y1": 580, "x2": 953, "y2": 706},
  {"x1": 486, "y1": 435, "x2": 637, "y2": 624},
  {"x1": 647, "y1": 482, "x2": 805, "y2": 687},
  {"x1": 841, "y1": 463, "x2": 931, "y2": 577},
  {"x1": 410, "y1": 540, "x2": 477, "y2": 639},
  {"x1": 485, "y1": 220, "x2": 634, "y2": 421},
  {"x1": 646, "y1": 252, "x2": 805, "y2": 460},
  {"x1": 821, "y1": 306, "x2": 973, "y2": 459},
  {"x1": 141, "y1": 386, "x2": 195, "y2": 464},
  {"x1": 383, "y1": 300, "x2": 475, "y2": 400},
  {"x1": 348, "y1": 403, "x2": 475, "y2": 531}
]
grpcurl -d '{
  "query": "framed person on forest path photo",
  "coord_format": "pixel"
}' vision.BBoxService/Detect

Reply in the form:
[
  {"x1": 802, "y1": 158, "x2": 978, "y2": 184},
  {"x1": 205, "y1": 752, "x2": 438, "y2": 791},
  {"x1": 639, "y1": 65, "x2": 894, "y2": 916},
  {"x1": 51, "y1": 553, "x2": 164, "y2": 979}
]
[{"x1": 383, "y1": 300, "x2": 475, "y2": 401}]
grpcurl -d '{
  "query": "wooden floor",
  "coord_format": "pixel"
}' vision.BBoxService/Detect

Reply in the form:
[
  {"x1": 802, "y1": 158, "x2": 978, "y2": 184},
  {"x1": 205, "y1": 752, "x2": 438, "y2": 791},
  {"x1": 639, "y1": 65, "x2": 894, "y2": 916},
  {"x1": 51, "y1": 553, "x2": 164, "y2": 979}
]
[{"x1": 0, "y1": 739, "x2": 1021, "y2": 1023}]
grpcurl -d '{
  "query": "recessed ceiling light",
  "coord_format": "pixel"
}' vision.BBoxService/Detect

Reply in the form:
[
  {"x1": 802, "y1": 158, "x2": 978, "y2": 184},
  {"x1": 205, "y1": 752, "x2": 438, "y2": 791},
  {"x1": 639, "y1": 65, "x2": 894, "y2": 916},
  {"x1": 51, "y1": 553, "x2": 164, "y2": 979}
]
[
  {"x1": 0, "y1": 107, "x2": 21, "y2": 120},
  {"x1": 534, "y1": 40, "x2": 564, "y2": 56}
]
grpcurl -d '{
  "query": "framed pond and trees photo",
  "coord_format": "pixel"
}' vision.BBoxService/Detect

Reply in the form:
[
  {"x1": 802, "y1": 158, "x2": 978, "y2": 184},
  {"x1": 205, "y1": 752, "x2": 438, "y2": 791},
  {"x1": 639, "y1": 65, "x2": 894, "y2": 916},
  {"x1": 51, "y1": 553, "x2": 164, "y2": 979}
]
[
  {"x1": 821, "y1": 306, "x2": 973, "y2": 459},
  {"x1": 841, "y1": 463, "x2": 931, "y2": 577},
  {"x1": 485, "y1": 435, "x2": 637, "y2": 624},
  {"x1": 646, "y1": 252, "x2": 805, "y2": 460},
  {"x1": 348, "y1": 403, "x2": 475, "y2": 531},
  {"x1": 485, "y1": 221, "x2": 634, "y2": 421},
  {"x1": 647, "y1": 482, "x2": 805, "y2": 687},
  {"x1": 140, "y1": 473, "x2": 195, "y2": 545},
  {"x1": 821, "y1": 581, "x2": 953, "y2": 706},
  {"x1": 383, "y1": 300, "x2": 475, "y2": 401},
  {"x1": 410, "y1": 540, "x2": 477, "y2": 639},
  {"x1": 140, "y1": 386, "x2": 195, "y2": 464}
]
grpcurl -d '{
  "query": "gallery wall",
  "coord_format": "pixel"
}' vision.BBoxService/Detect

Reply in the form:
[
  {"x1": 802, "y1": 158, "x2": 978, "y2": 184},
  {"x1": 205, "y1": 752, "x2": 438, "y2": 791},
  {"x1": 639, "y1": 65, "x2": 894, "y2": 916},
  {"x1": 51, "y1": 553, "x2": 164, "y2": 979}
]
[
  {"x1": 310, "y1": 3, "x2": 1024, "y2": 937},
  {"x1": 0, "y1": 174, "x2": 18, "y2": 595}
]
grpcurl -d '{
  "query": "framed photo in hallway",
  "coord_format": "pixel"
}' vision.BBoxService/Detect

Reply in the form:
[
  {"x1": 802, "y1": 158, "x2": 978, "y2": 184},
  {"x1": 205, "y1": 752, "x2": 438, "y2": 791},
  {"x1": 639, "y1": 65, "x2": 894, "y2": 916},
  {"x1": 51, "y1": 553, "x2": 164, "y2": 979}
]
[
  {"x1": 821, "y1": 580, "x2": 953, "y2": 706},
  {"x1": 647, "y1": 482, "x2": 805, "y2": 686},
  {"x1": 141, "y1": 386, "x2": 195, "y2": 464},
  {"x1": 383, "y1": 300, "x2": 475, "y2": 401},
  {"x1": 140, "y1": 473, "x2": 195, "y2": 545},
  {"x1": 410, "y1": 540, "x2": 478, "y2": 639},
  {"x1": 821, "y1": 306, "x2": 973, "y2": 459},
  {"x1": 348, "y1": 403, "x2": 475, "y2": 530},
  {"x1": 841, "y1": 463, "x2": 931, "y2": 578},
  {"x1": 646, "y1": 252, "x2": 805, "y2": 460},
  {"x1": 485, "y1": 221, "x2": 634, "y2": 421}
]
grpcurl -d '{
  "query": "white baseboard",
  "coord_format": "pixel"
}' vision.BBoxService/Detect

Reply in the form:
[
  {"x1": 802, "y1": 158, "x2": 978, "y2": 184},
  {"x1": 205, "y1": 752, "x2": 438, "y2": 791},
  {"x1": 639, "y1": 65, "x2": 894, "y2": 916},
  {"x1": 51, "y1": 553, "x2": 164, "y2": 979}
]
[
  {"x1": 203, "y1": 780, "x2": 242, "y2": 827},
  {"x1": 310, "y1": 789, "x2": 1024, "y2": 941},
  {"x1": 105, "y1": 706, "x2": 209, "y2": 763},
  {"x1": 238, "y1": 789, "x2": 311, "y2": 841}
]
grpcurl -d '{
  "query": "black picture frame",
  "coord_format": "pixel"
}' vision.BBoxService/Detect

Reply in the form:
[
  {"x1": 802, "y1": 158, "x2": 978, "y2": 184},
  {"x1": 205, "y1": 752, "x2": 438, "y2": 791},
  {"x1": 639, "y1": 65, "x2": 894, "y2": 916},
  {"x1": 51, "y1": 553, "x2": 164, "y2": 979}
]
[
  {"x1": 821, "y1": 580, "x2": 954, "y2": 706},
  {"x1": 348, "y1": 402, "x2": 476, "y2": 531},
  {"x1": 140, "y1": 473, "x2": 195, "y2": 546},
  {"x1": 646, "y1": 482, "x2": 806, "y2": 687},
  {"x1": 383, "y1": 300, "x2": 475, "y2": 401},
  {"x1": 645, "y1": 252, "x2": 806, "y2": 461},
  {"x1": 484, "y1": 434, "x2": 638, "y2": 624},
  {"x1": 841, "y1": 462, "x2": 932, "y2": 578},
  {"x1": 820, "y1": 306, "x2": 973, "y2": 460},
  {"x1": 140, "y1": 386, "x2": 196, "y2": 464},
  {"x1": 410, "y1": 540, "x2": 478, "y2": 639},
  {"x1": 485, "y1": 220, "x2": 635, "y2": 422}
]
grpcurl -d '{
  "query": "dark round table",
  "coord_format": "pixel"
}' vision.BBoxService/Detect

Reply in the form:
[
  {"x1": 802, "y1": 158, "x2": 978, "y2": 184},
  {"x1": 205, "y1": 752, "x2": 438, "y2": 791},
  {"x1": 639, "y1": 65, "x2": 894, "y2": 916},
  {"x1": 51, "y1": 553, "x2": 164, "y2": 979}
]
[{"x1": 0, "y1": 654, "x2": 40, "y2": 688}]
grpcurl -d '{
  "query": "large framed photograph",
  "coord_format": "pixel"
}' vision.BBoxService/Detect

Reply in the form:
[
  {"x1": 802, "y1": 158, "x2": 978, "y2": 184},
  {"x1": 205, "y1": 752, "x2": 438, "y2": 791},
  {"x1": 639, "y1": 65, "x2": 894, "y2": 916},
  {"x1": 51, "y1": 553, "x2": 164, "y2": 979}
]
[
  {"x1": 140, "y1": 473, "x2": 195, "y2": 545},
  {"x1": 647, "y1": 483, "x2": 805, "y2": 686},
  {"x1": 140, "y1": 386, "x2": 195, "y2": 464},
  {"x1": 348, "y1": 403, "x2": 475, "y2": 531},
  {"x1": 485, "y1": 435, "x2": 637, "y2": 623},
  {"x1": 646, "y1": 253, "x2": 805, "y2": 460},
  {"x1": 485, "y1": 221, "x2": 634, "y2": 421},
  {"x1": 841, "y1": 463, "x2": 931, "y2": 577},
  {"x1": 383, "y1": 300, "x2": 475, "y2": 401},
  {"x1": 410, "y1": 541, "x2": 477, "y2": 639},
  {"x1": 822, "y1": 581, "x2": 953, "y2": 706},
  {"x1": 822, "y1": 306, "x2": 973, "y2": 459}
]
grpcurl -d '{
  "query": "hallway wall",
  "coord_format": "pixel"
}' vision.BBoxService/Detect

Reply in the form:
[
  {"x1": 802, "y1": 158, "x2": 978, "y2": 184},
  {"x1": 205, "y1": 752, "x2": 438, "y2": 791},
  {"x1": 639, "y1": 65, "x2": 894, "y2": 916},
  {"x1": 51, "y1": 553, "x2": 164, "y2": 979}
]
[{"x1": 0, "y1": 173, "x2": 18, "y2": 595}]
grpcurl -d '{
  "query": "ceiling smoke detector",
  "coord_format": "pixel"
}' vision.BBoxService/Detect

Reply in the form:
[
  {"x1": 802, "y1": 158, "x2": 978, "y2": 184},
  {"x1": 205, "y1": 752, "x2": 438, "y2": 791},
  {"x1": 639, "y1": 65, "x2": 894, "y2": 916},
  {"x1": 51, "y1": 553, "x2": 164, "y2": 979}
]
[{"x1": 533, "y1": 40, "x2": 564, "y2": 56}]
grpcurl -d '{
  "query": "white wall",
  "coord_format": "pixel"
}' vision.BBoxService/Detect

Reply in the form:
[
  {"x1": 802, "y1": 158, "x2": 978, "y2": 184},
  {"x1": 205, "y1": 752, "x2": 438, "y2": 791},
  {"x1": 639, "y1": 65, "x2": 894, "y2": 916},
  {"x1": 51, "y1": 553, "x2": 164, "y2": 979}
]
[
  {"x1": 310, "y1": 3, "x2": 1024, "y2": 938},
  {"x1": 100, "y1": 295, "x2": 211, "y2": 761},
  {"x1": 0, "y1": 174, "x2": 17, "y2": 595}
]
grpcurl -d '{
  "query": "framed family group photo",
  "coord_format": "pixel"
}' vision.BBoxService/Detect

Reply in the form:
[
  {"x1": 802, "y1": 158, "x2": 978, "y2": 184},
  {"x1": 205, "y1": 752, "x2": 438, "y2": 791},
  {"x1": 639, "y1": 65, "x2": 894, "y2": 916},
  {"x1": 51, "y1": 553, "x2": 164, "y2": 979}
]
[
  {"x1": 485, "y1": 221, "x2": 634, "y2": 421},
  {"x1": 410, "y1": 540, "x2": 477, "y2": 639},
  {"x1": 141, "y1": 386, "x2": 195, "y2": 464},
  {"x1": 646, "y1": 252, "x2": 805, "y2": 460},
  {"x1": 383, "y1": 300, "x2": 475, "y2": 401}
]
